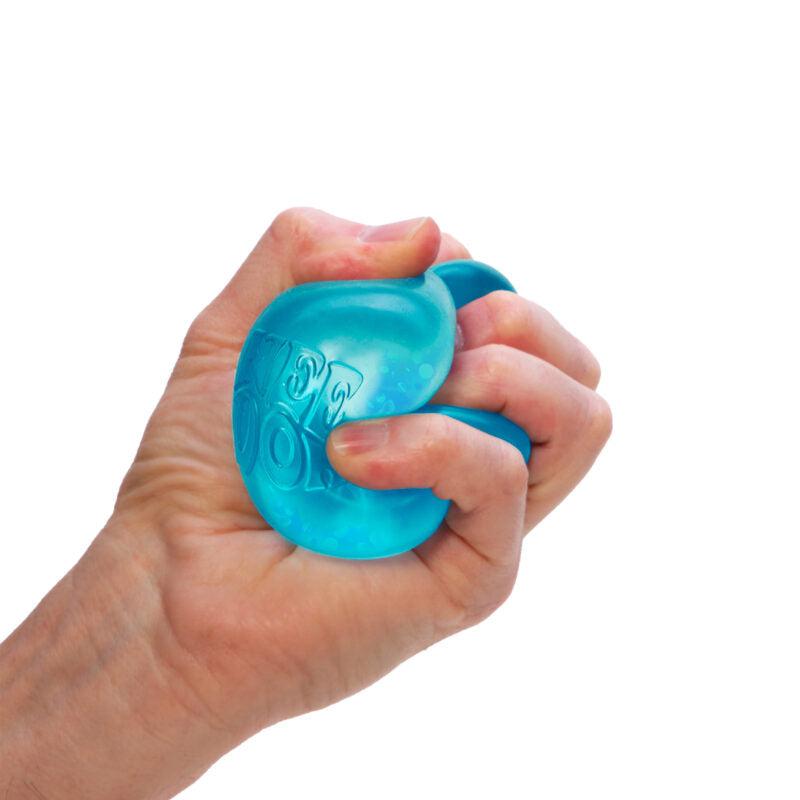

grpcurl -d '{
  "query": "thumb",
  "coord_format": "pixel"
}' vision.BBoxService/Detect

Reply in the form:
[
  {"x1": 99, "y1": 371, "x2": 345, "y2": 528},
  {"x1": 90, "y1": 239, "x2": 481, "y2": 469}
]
[
  {"x1": 288, "y1": 208, "x2": 442, "y2": 284},
  {"x1": 196, "y1": 208, "x2": 442, "y2": 343}
]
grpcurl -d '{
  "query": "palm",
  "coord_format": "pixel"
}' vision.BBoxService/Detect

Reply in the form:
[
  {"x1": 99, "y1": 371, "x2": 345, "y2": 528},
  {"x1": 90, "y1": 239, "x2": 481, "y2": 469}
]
[{"x1": 116, "y1": 303, "x2": 460, "y2": 728}]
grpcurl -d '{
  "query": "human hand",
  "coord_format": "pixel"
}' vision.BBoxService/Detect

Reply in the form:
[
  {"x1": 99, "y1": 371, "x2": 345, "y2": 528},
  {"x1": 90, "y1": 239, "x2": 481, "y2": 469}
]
[{"x1": 0, "y1": 209, "x2": 610, "y2": 798}]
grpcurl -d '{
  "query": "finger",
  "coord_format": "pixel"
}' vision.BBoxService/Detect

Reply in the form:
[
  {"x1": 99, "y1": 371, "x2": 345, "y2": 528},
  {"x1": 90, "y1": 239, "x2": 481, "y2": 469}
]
[
  {"x1": 289, "y1": 209, "x2": 441, "y2": 283},
  {"x1": 327, "y1": 414, "x2": 528, "y2": 572},
  {"x1": 194, "y1": 208, "x2": 442, "y2": 343},
  {"x1": 430, "y1": 344, "x2": 612, "y2": 491},
  {"x1": 456, "y1": 291, "x2": 601, "y2": 389},
  {"x1": 433, "y1": 232, "x2": 471, "y2": 264}
]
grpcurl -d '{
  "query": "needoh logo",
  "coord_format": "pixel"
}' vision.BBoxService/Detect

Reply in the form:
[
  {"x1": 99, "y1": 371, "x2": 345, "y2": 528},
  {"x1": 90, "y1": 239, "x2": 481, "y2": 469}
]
[{"x1": 234, "y1": 332, "x2": 363, "y2": 491}]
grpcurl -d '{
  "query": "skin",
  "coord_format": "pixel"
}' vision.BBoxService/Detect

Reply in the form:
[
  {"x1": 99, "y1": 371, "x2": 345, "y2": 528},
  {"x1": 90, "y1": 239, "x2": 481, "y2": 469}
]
[{"x1": 0, "y1": 209, "x2": 611, "y2": 798}]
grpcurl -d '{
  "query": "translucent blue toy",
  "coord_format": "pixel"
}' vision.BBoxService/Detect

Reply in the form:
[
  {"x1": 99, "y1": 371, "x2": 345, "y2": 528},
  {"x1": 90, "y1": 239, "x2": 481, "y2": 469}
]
[{"x1": 232, "y1": 260, "x2": 531, "y2": 559}]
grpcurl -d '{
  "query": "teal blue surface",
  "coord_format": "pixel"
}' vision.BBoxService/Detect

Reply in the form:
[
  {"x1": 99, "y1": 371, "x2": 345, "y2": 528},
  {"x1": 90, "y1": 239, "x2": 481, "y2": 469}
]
[
  {"x1": 431, "y1": 259, "x2": 515, "y2": 308},
  {"x1": 232, "y1": 260, "x2": 531, "y2": 559}
]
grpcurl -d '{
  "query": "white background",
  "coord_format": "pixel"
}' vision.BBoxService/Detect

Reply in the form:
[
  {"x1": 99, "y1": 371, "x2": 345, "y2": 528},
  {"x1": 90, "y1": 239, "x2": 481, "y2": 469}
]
[{"x1": 1, "y1": 1, "x2": 798, "y2": 797}]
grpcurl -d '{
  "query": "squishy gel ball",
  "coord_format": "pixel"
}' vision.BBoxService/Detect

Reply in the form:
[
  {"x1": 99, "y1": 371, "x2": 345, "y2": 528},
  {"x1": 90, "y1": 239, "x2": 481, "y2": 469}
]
[{"x1": 232, "y1": 260, "x2": 531, "y2": 559}]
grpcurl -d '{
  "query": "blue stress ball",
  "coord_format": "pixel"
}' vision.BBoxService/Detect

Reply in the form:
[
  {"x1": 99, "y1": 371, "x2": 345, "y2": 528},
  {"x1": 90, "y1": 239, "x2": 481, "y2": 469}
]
[{"x1": 232, "y1": 260, "x2": 531, "y2": 559}]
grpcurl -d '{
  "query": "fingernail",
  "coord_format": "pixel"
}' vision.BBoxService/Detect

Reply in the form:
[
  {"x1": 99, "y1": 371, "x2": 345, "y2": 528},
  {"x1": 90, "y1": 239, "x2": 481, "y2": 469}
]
[
  {"x1": 357, "y1": 217, "x2": 429, "y2": 243},
  {"x1": 329, "y1": 420, "x2": 389, "y2": 454}
]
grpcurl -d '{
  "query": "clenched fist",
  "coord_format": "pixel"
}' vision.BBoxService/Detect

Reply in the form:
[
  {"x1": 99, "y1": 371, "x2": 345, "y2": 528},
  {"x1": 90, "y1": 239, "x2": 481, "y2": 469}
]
[{"x1": 0, "y1": 209, "x2": 611, "y2": 799}]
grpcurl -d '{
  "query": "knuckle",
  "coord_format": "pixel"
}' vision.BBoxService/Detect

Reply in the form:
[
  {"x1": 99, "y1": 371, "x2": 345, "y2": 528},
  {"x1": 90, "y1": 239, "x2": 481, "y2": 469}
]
[
  {"x1": 418, "y1": 413, "x2": 459, "y2": 462},
  {"x1": 491, "y1": 444, "x2": 530, "y2": 498},
  {"x1": 474, "y1": 343, "x2": 516, "y2": 390},
  {"x1": 180, "y1": 308, "x2": 213, "y2": 356},
  {"x1": 182, "y1": 312, "x2": 204, "y2": 346},
  {"x1": 465, "y1": 440, "x2": 528, "y2": 510},
  {"x1": 487, "y1": 568, "x2": 519, "y2": 613},
  {"x1": 456, "y1": 565, "x2": 519, "y2": 628},
  {"x1": 585, "y1": 393, "x2": 613, "y2": 447},
  {"x1": 267, "y1": 207, "x2": 313, "y2": 246},
  {"x1": 484, "y1": 291, "x2": 530, "y2": 343},
  {"x1": 577, "y1": 348, "x2": 602, "y2": 389}
]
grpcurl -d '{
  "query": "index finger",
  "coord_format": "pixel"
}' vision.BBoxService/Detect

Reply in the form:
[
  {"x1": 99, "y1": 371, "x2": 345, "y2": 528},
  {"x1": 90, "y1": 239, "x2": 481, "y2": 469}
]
[{"x1": 456, "y1": 291, "x2": 602, "y2": 389}]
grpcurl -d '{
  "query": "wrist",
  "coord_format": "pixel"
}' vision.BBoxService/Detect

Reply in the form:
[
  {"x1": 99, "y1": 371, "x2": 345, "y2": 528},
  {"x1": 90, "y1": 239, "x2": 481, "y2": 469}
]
[{"x1": 0, "y1": 515, "x2": 239, "y2": 799}]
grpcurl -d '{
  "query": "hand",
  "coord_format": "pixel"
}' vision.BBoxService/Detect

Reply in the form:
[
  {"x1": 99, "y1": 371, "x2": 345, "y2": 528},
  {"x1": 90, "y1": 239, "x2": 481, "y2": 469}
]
[{"x1": 0, "y1": 209, "x2": 611, "y2": 798}]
